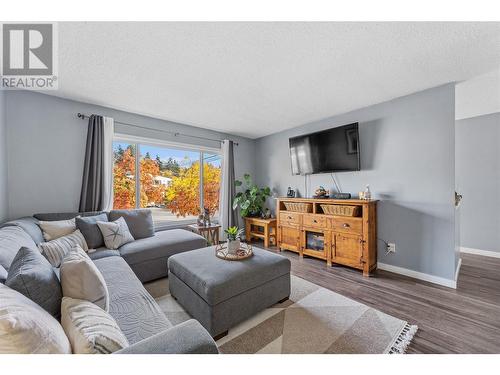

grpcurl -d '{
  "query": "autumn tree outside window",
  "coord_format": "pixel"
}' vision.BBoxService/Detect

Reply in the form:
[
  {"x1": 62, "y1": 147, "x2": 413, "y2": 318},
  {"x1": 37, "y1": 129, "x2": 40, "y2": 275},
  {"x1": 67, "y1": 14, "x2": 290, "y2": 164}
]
[{"x1": 113, "y1": 140, "x2": 222, "y2": 226}]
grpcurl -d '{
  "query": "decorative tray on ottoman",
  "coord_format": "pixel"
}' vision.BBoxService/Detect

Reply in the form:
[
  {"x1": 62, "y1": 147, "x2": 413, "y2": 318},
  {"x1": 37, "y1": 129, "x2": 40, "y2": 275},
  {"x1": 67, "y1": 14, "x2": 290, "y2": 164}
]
[{"x1": 215, "y1": 242, "x2": 253, "y2": 261}]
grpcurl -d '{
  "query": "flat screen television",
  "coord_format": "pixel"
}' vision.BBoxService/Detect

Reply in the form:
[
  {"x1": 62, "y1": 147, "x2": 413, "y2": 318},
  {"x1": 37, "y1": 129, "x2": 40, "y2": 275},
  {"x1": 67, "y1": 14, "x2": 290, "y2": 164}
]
[{"x1": 289, "y1": 123, "x2": 360, "y2": 175}]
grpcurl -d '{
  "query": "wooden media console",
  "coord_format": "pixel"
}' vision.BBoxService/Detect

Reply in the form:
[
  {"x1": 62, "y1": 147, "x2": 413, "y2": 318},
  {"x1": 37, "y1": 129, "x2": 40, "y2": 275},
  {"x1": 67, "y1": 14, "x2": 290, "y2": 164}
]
[{"x1": 276, "y1": 197, "x2": 378, "y2": 276}]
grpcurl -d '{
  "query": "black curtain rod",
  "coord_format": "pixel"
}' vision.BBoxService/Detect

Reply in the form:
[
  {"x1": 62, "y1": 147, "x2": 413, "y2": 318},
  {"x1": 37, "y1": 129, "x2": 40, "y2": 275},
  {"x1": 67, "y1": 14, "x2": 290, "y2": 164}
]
[{"x1": 76, "y1": 113, "x2": 239, "y2": 146}]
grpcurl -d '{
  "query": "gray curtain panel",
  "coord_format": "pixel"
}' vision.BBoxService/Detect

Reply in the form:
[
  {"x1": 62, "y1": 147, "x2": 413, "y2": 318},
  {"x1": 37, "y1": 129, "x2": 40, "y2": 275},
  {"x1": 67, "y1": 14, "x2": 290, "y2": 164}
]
[
  {"x1": 79, "y1": 115, "x2": 105, "y2": 212},
  {"x1": 219, "y1": 140, "x2": 237, "y2": 238}
]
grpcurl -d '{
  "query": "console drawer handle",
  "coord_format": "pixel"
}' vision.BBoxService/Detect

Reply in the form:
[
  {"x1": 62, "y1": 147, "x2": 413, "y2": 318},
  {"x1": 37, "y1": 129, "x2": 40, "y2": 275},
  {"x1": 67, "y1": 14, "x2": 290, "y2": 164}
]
[
  {"x1": 343, "y1": 223, "x2": 350, "y2": 228},
  {"x1": 287, "y1": 216, "x2": 293, "y2": 220},
  {"x1": 313, "y1": 219, "x2": 317, "y2": 223}
]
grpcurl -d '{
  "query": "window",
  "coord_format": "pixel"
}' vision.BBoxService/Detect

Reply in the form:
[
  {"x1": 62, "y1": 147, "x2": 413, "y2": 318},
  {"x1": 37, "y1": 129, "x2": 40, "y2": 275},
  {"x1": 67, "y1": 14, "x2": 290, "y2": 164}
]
[
  {"x1": 112, "y1": 139, "x2": 222, "y2": 226},
  {"x1": 112, "y1": 143, "x2": 136, "y2": 209},
  {"x1": 203, "y1": 153, "x2": 222, "y2": 219}
]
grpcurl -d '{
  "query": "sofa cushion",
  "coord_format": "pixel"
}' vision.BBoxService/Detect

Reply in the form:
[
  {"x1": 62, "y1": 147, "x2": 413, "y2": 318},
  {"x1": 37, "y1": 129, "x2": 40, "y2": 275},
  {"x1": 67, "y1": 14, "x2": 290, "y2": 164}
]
[
  {"x1": 0, "y1": 217, "x2": 44, "y2": 244},
  {"x1": 0, "y1": 225, "x2": 38, "y2": 271},
  {"x1": 60, "y1": 246, "x2": 109, "y2": 311},
  {"x1": 168, "y1": 246, "x2": 291, "y2": 306},
  {"x1": 119, "y1": 229, "x2": 206, "y2": 266},
  {"x1": 93, "y1": 256, "x2": 171, "y2": 344},
  {"x1": 61, "y1": 297, "x2": 129, "y2": 354},
  {"x1": 108, "y1": 209, "x2": 154, "y2": 240},
  {"x1": 76, "y1": 213, "x2": 108, "y2": 249},
  {"x1": 34, "y1": 211, "x2": 106, "y2": 221},
  {"x1": 0, "y1": 264, "x2": 7, "y2": 283},
  {"x1": 0, "y1": 283, "x2": 71, "y2": 354},
  {"x1": 5, "y1": 246, "x2": 62, "y2": 319},
  {"x1": 88, "y1": 249, "x2": 121, "y2": 261}
]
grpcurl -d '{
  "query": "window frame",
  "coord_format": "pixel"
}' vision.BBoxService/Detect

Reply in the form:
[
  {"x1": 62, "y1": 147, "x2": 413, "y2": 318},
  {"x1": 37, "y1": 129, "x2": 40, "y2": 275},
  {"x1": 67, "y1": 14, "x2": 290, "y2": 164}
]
[{"x1": 113, "y1": 133, "x2": 223, "y2": 229}]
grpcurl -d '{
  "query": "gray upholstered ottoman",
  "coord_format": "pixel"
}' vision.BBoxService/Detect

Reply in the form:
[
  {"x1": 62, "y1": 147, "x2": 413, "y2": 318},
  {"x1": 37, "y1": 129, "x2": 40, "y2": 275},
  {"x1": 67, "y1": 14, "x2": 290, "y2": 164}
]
[{"x1": 168, "y1": 246, "x2": 291, "y2": 339}]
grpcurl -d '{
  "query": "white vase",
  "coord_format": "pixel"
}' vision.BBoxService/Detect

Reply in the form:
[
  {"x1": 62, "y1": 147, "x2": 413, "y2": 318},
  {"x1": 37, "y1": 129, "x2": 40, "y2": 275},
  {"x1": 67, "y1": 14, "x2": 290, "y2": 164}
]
[{"x1": 227, "y1": 239, "x2": 240, "y2": 255}]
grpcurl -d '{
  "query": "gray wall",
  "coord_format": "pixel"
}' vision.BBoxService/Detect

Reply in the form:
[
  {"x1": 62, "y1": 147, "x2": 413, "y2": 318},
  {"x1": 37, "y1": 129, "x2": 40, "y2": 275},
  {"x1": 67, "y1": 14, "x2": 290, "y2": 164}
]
[
  {"x1": 4, "y1": 91, "x2": 255, "y2": 219},
  {"x1": 255, "y1": 84, "x2": 457, "y2": 280},
  {"x1": 456, "y1": 112, "x2": 500, "y2": 253},
  {"x1": 0, "y1": 90, "x2": 7, "y2": 222},
  {"x1": 4, "y1": 85, "x2": 459, "y2": 280}
]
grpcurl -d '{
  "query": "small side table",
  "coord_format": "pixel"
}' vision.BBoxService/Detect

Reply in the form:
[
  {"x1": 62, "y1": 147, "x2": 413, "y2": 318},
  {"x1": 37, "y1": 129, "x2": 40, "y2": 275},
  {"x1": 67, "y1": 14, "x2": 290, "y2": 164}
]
[
  {"x1": 188, "y1": 224, "x2": 221, "y2": 246},
  {"x1": 244, "y1": 217, "x2": 277, "y2": 248}
]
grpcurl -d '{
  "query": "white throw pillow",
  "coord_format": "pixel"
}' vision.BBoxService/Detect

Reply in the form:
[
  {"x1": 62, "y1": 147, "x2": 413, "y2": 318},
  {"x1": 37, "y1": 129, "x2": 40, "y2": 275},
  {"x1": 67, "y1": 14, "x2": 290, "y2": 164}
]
[
  {"x1": 38, "y1": 217, "x2": 78, "y2": 241},
  {"x1": 38, "y1": 229, "x2": 89, "y2": 267},
  {"x1": 0, "y1": 283, "x2": 71, "y2": 354},
  {"x1": 61, "y1": 297, "x2": 129, "y2": 354},
  {"x1": 60, "y1": 245, "x2": 109, "y2": 311},
  {"x1": 97, "y1": 216, "x2": 134, "y2": 250}
]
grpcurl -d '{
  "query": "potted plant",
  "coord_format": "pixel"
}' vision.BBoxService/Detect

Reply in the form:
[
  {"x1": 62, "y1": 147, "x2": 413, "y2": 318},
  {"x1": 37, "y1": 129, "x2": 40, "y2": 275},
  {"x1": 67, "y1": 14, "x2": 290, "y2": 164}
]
[
  {"x1": 232, "y1": 174, "x2": 272, "y2": 217},
  {"x1": 224, "y1": 226, "x2": 244, "y2": 254}
]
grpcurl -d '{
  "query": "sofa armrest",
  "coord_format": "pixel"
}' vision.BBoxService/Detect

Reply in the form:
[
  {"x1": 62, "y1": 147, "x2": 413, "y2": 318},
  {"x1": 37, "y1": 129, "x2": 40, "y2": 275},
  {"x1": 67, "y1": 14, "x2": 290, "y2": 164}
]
[{"x1": 114, "y1": 319, "x2": 218, "y2": 354}]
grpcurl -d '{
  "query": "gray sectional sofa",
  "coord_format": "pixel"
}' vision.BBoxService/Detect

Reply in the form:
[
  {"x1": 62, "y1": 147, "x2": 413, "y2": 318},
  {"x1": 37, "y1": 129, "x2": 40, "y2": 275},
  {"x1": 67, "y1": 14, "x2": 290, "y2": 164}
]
[
  {"x1": 32, "y1": 210, "x2": 208, "y2": 283},
  {"x1": 0, "y1": 210, "x2": 218, "y2": 354}
]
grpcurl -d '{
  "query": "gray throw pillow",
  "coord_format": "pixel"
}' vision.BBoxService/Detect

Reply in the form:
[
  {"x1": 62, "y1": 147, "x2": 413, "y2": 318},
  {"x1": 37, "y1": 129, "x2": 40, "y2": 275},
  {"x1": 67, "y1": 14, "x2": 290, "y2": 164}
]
[
  {"x1": 76, "y1": 214, "x2": 108, "y2": 249},
  {"x1": 108, "y1": 209, "x2": 154, "y2": 240},
  {"x1": 5, "y1": 246, "x2": 62, "y2": 319}
]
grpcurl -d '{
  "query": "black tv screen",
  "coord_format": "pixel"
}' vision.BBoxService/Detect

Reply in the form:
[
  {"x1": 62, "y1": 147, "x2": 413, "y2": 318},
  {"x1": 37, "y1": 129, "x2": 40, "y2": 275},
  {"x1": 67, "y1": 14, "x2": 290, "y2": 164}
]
[{"x1": 289, "y1": 123, "x2": 360, "y2": 175}]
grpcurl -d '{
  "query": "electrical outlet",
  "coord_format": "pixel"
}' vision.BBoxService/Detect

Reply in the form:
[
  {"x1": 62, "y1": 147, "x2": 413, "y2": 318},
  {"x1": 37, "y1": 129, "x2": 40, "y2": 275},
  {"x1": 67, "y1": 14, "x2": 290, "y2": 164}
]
[{"x1": 387, "y1": 243, "x2": 396, "y2": 253}]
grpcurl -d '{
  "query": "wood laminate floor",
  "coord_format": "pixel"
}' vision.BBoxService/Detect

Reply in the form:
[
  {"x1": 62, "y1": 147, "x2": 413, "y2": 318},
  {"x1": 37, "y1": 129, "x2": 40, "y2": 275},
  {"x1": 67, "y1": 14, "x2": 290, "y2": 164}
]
[{"x1": 260, "y1": 245, "x2": 500, "y2": 353}]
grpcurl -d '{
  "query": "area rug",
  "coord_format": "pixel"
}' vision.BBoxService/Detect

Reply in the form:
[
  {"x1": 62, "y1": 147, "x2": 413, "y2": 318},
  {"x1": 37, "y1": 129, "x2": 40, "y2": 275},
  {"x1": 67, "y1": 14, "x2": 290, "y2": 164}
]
[{"x1": 145, "y1": 275, "x2": 417, "y2": 354}]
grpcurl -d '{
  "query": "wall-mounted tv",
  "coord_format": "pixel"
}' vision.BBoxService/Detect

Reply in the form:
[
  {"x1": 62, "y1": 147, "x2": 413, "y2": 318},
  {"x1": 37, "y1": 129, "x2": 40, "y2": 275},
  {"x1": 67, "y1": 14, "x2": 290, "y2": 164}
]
[{"x1": 289, "y1": 123, "x2": 360, "y2": 175}]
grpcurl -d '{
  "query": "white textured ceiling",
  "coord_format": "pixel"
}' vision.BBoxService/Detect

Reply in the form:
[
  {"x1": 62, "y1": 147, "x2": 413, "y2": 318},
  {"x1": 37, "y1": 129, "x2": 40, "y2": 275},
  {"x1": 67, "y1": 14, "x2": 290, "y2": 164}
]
[{"x1": 51, "y1": 22, "x2": 500, "y2": 138}]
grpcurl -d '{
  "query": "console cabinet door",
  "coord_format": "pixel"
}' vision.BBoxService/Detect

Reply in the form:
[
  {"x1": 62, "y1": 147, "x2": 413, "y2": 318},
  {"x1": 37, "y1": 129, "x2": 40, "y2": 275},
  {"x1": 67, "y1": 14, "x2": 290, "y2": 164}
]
[
  {"x1": 332, "y1": 232, "x2": 363, "y2": 269},
  {"x1": 301, "y1": 228, "x2": 330, "y2": 261},
  {"x1": 278, "y1": 225, "x2": 301, "y2": 253}
]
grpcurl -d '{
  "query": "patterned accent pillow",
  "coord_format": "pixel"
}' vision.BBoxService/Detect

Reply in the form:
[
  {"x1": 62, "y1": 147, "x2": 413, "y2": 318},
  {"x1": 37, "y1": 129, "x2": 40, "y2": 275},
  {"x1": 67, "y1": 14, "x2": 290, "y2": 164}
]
[
  {"x1": 38, "y1": 229, "x2": 88, "y2": 267},
  {"x1": 97, "y1": 217, "x2": 134, "y2": 250},
  {"x1": 38, "y1": 217, "x2": 78, "y2": 241},
  {"x1": 61, "y1": 297, "x2": 129, "y2": 354}
]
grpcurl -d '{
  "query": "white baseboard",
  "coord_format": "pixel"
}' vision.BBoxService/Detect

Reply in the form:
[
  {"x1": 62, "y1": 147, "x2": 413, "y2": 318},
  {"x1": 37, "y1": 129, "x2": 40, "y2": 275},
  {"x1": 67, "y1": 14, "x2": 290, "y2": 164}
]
[
  {"x1": 377, "y1": 262, "x2": 457, "y2": 289},
  {"x1": 460, "y1": 247, "x2": 500, "y2": 258},
  {"x1": 455, "y1": 258, "x2": 462, "y2": 282}
]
